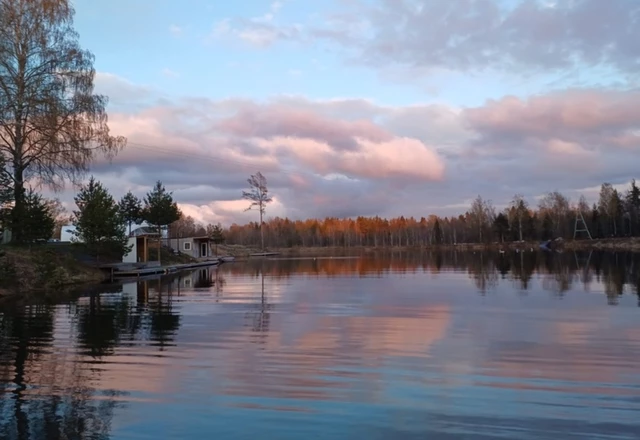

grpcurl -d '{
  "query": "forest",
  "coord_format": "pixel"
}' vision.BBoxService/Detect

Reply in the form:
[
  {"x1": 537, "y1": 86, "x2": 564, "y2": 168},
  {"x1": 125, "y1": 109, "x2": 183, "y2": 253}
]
[{"x1": 172, "y1": 180, "x2": 640, "y2": 249}]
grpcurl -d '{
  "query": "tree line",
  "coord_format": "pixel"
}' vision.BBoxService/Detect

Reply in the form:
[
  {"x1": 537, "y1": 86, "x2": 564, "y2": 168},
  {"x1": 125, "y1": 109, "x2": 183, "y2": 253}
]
[
  {"x1": 0, "y1": 177, "x2": 181, "y2": 262},
  {"x1": 222, "y1": 180, "x2": 640, "y2": 248}
]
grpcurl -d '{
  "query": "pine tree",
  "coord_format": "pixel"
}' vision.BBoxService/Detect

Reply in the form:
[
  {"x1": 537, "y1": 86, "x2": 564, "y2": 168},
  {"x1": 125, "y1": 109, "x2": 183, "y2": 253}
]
[
  {"x1": 119, "y1": 191, "x2": 143, "y2": 235},
  {"x1": 433, "y1": 218, "x2": 443, "y2": 245},
  {"x1": 626, "y1": 179, "x2": 640, "y2": 236},
  {"x1": 21, "y1": 189, "x2": 55, "y2": 243},
  {"x1": 492, "y1": 213, "x2": 510, "y2": 243},
  {"x1": 208, "y1": 223, "x2": 225, "y2": 255},
  {"x1": 142, "y1": 181, "x2": 181, "y2": 264},
  {"x1": 73, "y1": 177, "x2": 131, "y2": 262}
]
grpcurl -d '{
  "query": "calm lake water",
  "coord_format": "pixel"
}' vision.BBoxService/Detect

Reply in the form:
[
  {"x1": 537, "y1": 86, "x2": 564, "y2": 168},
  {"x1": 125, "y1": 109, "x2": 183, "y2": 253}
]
[{"x1": 1, "y1": 250, "x2": 640, "y2": 439}]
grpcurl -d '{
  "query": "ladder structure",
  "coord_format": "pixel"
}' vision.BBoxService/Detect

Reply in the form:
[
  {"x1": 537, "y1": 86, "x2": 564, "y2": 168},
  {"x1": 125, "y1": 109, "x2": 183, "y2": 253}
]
[{"x1": 573, "y1": 210, "x2": 593, "y2": 240}]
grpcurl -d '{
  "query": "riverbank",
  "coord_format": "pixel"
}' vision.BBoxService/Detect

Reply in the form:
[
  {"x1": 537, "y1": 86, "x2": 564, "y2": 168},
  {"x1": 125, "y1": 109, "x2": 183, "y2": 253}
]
[
  {"x1": 0, "y1": 244, "x2": 201, "y2": 301},
  {"x1": 0, "y1": 246, "x2": 106, "y2": 299}
]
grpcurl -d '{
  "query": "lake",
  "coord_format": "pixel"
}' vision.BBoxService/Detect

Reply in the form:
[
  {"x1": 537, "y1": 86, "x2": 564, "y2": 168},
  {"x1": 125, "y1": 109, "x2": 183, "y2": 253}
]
[{"x1": 1, "y1": 250, "x2": 640, "y2": 439}]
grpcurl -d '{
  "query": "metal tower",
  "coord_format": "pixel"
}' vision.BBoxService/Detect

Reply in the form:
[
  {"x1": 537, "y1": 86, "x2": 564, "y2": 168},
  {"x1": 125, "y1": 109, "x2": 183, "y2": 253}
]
[{"x1": 573, "y1": 210, "x2": 593, "y2": 240}]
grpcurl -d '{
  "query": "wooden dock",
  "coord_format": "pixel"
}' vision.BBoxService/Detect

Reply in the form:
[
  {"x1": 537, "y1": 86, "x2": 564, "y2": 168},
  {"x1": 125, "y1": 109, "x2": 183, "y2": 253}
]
[
  {"x1": 249, "y1": 252, "x2": 280, "y2": 257},
  {"x1": 100, "y1": 259, "x2": 222, "y2": 280}
]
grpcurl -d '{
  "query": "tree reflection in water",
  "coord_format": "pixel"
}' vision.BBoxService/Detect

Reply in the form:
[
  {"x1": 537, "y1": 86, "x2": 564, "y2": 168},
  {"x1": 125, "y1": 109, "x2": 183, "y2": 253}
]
[
  {"x1": 225, "y1": 249, "x2": 640, "y2": 306},
  {"x1": 0, "y1": 249, "x2": 639, "y2": 439},
  {"x1": 0, "y1": 295, "x2": 126, "y2": 440}
]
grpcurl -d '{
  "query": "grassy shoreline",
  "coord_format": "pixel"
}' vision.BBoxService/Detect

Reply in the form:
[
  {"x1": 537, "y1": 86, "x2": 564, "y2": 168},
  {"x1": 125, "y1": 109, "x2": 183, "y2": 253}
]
[{"x1": 0, "y1": 246, "x2": 106, "y2": 301}]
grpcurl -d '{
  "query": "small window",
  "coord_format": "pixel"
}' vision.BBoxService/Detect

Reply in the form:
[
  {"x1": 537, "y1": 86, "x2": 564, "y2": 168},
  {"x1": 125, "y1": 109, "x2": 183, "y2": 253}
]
[{"x1": 184, "y1": 242, "x2": 191, "y2": 250}]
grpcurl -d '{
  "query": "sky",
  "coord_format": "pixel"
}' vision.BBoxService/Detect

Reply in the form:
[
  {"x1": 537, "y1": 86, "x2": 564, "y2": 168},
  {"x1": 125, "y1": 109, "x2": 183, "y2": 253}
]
[{"x1": 51, "y1": 0, "x2": 640, "y2": 225}]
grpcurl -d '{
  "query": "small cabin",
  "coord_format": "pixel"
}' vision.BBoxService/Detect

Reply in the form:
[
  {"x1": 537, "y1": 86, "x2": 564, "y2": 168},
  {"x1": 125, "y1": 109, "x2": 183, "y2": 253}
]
[{"x1": 168, "y1": 236, "x2": 213, "y2": 259}]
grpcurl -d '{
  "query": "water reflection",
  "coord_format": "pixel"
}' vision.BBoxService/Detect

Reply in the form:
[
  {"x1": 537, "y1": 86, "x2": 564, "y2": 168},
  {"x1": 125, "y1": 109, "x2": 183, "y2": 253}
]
[
  {"x1": 233, "y1": 250, "x2": 640, "y2": 305},
  {"x1": 0, "y1": 253, "x2": 639, "y2": 439}
]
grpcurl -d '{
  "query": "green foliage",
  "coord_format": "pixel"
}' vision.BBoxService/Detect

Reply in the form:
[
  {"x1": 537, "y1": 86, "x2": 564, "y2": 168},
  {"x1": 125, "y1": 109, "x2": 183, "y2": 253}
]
[
  {"x1": 433, "y1": 218, "x2": 443, "y2": 245},
  {"x1": 493, "y1": 213, "x2": 510, "y2": 242},
  {"x1": 208, "y1": 223, "x2": 225, "y2": 255},
  {"x1": 143, "y1": 181, "x2": 181, "y2": 232},
  {"x1": 19, "y1": 189, "x2": 55, "y2": 243},
  {"x1": 33, "y1": 248, "x2": 67, "y2": 287},
  {"x1": 73, "y1": 177, "x2": 131, "y2": 261},
  {"x1": 628, "y1": 179, "x2": 640, "y2": 208},
  {"x1": 209, "y1": 224, "x2": 225, "y2": 244},
  {"x1": 119, "y1": 191, "x2": 143, "y2": 234},
  {"x1": 0, "y1": 252, "x2": 17, "y2": 287}
]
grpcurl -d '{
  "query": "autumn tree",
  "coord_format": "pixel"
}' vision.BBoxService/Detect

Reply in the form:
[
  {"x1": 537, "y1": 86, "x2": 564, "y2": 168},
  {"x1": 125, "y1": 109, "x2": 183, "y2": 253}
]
[
  {"x1": 118, "y1": 191, "x2": 143, "y2": 235},
  {"x1": 143, "y1": 181, "x2": 181, "y2": 263},
  {"x1": 169, "y1": 214, "x2": 198, "y2": 238},
  {"x1": 20, "y1": 189, "x2": 55, "y2": 243},
  {"x1": 538, "y1": 191, "x2": 571, "y2": 238},
  {"x1": 73, "y1": 177, "x2": 130, "y2": 261},
  {"x1": 208, "y1": 223, "x2": 225, "y2": 255},
  {"x1": 0, "y1": 0, "x2": 126, "y2": 243},
  {"x1": 242, "y1": 171, "x2": 273, "y2": 250},
  {"x1": 468, "y1": 196, "x2": 495, "y2": 243}
]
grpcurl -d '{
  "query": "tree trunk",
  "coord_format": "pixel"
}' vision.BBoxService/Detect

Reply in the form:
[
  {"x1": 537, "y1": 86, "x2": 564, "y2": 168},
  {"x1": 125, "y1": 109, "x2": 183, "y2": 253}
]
[
  {"x1": 259, "y1": 209, "x2": 264, "y2": 250},
  {"x1": 158, "y1": 226, "x2": 162, "y2": 264},
  {"x1": 518, "y1": 216, "x2": 523, "y2": 241},
  {"x1": 11, "y1": 168, "x2": 25, "y2": 243}
]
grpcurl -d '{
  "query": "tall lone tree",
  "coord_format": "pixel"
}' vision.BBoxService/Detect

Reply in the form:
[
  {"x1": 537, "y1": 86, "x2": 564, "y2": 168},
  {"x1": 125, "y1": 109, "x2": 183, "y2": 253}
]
[
  {"x1": 0, "y1": 0, "x2": 126, "y2": 243},
  {"x1": 119, "y1": 191, "x2": 143, "y2": 235},
  {"x1": 242, "y1": 171, "x2": 273, "y2": 251},
  {"x1": 142, "y1": 181, "x2": 180, "y2": 264},
  {"x1": 73, "y1": 177, "x2": 130, "y2": 262}
]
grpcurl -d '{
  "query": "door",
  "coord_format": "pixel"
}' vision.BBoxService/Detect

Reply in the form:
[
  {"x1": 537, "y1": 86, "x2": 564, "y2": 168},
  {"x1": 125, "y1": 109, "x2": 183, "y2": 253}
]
[{"x1": 201, "y1": 242, "x2": 207, "y2": 257}]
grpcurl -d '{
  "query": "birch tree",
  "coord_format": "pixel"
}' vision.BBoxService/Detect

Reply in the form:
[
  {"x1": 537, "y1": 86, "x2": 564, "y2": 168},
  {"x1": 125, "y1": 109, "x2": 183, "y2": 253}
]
[{"x1": 0, "y1": 0, "x2": 126, "y2": 243}]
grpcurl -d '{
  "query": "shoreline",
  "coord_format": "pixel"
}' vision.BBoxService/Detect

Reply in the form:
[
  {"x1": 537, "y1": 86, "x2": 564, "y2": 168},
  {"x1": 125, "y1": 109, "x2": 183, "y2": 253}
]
[{"x1": 219, "y1": 237, "x2": 640, "y2": 258}]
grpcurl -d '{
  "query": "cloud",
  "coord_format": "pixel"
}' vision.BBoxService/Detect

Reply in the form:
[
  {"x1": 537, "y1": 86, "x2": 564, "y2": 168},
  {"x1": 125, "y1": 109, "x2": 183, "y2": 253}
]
[
  {"x1": 161, "y1": 68, "x2": 180, "y2": 78},
  {"x1": 218, "y1": 0, "x2": 640, "y2": 80},
  {"x1": 351, "y1": 0, "x2": 640, "y2": 75},
  {"x1": 168, "y1": 24, "x2": 183, "y2": 37},
  {"x1": 39, "y1": 73, "x2": 640, "y2": 226},
  {"x1": 208, "y1": 1, "x2": 302, "y2": 48},
  {"x1": 464, "y1": 88, "x2": 640, "y2": 154}
]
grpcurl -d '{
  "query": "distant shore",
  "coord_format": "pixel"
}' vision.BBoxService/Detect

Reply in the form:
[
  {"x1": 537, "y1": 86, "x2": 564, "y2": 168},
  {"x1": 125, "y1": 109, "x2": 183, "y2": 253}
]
[{"x1": 217, "y1": 237, "x2": 640, "y2": 258}]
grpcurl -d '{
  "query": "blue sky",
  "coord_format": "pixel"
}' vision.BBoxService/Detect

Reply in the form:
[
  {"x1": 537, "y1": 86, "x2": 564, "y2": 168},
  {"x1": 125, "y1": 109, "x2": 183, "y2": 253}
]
[
  {"x1": 55, "y1": 0, "x2": 640, "y2": 225},
  {"x1": 73, "y1": 0, "x2": 583, "y2": 106}
]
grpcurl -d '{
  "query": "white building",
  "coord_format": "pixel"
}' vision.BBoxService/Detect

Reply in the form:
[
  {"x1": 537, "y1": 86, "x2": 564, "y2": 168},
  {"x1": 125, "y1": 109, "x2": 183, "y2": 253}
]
[{"x1": 60, "y1": 222, "x2": 168, "y2": 243}]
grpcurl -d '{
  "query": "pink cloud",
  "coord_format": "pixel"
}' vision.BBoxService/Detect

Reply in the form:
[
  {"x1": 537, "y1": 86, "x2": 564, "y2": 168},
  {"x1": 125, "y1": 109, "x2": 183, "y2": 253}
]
[{"x1": 217, "y1": 105, "x2": 393, "y2": 150}]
